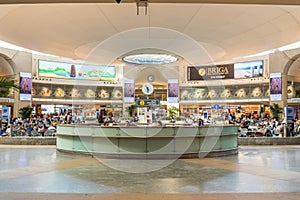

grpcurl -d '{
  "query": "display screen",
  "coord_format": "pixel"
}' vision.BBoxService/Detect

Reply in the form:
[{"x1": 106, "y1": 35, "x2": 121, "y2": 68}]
[
  {"x1": 234, "y1": 60, "x2": 263, "y2": 79},
  {"x1": 168, "y1": 79, "x2": 178, "y2": 103},
  {"x1": 38, "y1": 60, "x2": 115, "y2": 81},
  {"x1": 124, "y1": 80, "x2": 135, "y2": 103},
  {"x1": 270, "y1": 73, "x2": 282, "y2": 101},
  {"x1": 20, "y1": 72, "x2": 32, "y2": 101}
]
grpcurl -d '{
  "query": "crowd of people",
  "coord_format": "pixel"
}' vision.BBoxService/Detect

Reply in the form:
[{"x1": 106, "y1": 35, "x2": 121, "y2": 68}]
[
  {"x1": 1, "y1": 111, "x2": 300, "y2": 138},
  {"x1": 215, "y1": 112, "x2": 299, "y2": 137}
]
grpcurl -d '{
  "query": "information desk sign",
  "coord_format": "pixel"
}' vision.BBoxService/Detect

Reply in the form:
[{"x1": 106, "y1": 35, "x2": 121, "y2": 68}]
[{"x1": 136, "y1": 99, "x2": 160, "y2": 107}]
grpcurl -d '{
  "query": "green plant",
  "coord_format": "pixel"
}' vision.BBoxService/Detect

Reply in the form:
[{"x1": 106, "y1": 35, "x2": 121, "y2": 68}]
[
  {"x1": 126, "y1": 104, "x2": 136, "y2": 117},
  {"x1": 161, "y1": 116, "x2": 171, "y2": 120},
  {"x1": 167, "y1": 106, "x2": 179, "y2": 119},
  {"x1": 18, "y1": 106, "x2": 34, "y2": 119},
  {"x1": 270, "y1": 103, "x2": 283, "y2": 120},
  {"x1": 0, "y1": 76, "x2": 19, "y2": 97},
  {"x1": 175, "y1": 117, "x2": 185, "y2": 121}
]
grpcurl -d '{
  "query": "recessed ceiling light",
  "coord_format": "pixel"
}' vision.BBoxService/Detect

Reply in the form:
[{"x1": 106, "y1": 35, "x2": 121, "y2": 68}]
[{"x1": 123, "y1": 54, "x2": 178, "y2": 65}]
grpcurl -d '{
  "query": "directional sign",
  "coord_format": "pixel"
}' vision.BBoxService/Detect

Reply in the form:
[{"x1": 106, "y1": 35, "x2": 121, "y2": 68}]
[
  {"x1": 213, "y1": 104, "x2": 220, "y2": 110},
  {"x1": 136, "y1": 99, "x2": 160, "y2": 107}
]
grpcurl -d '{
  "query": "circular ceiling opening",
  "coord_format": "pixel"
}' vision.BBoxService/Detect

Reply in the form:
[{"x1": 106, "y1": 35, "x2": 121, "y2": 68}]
[{"x1": 123, "y1": 53, "x2": 178, "y2": 65}]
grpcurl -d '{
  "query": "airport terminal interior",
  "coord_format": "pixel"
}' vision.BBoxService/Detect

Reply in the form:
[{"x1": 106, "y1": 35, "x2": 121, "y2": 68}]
[{"x1": 1, "y1": 0, "x2": 300, "y2": 199}]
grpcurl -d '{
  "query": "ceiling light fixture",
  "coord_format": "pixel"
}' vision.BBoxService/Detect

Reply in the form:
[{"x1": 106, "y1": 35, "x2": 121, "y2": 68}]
[
  {"x1": 136, "y1": 0, "x2": 148, "y2": 15},
  {"x1": 123, "y1": 53, "x2": 178, "y2": 65}
]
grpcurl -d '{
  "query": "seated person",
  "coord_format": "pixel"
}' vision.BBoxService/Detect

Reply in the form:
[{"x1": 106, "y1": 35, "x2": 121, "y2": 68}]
[
  {"x1": 156, "y1": 121, "x2": 163, "y2": 127},
  {"x1": 1, "y1": 125, "x2": 11, "y2": 137},
  {"x1": 26, "y1": 124, "x2": 34, "y2": 136}
]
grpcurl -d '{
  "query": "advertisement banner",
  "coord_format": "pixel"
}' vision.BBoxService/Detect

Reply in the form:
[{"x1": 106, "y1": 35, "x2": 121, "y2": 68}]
[
  {"x1": 1, "y1": 106, "x2": 11, "y2": 121},
  {"x1": 285, "y1": 107, "x2": 295, "y2": 121},
  {"x1": 38, "y1": 60, "x2": 115, "y2": 81},
  {"x1": 234, "y1": 60, "x2": 263, "y2": 78},
  {"x1": 124, "y1": 80, "x2": 135, "y2": 103},
  {"x1": 20, "y1": 72, "x2": 32, "y2": 101},
  {"x1": 270, "y1": 73, "x2": 282, "y2": 101},
  {"x1": 168, "y1": 79, "x2": 178, "y2": 103},
  {"x1": 187, "y1": 64, "x2": 234, "y2": 80}
]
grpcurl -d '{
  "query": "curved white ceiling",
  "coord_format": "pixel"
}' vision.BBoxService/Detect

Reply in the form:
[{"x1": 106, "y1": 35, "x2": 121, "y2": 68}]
[{"x1": 0, "y1": 3, "x2": 300, "y2": 64}]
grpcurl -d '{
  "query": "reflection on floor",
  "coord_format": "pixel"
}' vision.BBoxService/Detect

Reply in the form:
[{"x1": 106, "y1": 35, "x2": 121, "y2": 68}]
[{"x1": 0, "y1": 145, "x2": 300, "y2": 200}]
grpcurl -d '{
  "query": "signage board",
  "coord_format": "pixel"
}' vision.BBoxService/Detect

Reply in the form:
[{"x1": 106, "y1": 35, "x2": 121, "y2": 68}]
[
  {"x1": 1, "y1": 106, "x2": 11, "y2": 121},
  {"x1": 188, "y1": 64, "x2": 234, "y2": 80},
  {"x1": 136, "y1": 99, "x2": 160, "y2": 107}
]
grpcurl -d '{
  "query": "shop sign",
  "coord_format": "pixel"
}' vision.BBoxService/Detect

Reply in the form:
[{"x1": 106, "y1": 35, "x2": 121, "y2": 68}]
[
  {"x1": 187, "y1": 64, "x2": 234, "y2": 80},
  {"x1": 0, "y1": 98, "x2": 10, "y2": 103},
  {"x1": 290, "y1": 98, "x2": 300, "y2": 103},
  {"x1": 136, "y1": 99, "x2": 160, "y2": 107}
]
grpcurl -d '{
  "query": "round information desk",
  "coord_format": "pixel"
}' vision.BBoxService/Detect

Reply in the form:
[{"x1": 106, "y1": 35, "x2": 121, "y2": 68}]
[{"x1": 56, "y1": 124, "x2": 238, "y2": 159}]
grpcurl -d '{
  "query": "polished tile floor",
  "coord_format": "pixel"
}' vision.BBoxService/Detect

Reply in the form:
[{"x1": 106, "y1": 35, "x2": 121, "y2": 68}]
[{"x1": 0, "y1": 145, "x2": 300, "y2": 200}]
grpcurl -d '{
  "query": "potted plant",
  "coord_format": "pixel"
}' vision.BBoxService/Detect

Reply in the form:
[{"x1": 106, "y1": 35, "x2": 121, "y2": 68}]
[
  {"x1": 126, "y1": 104, "x2": 136, "y2": 117},
  {"x1": 0, "y1": 76, "x2": 19, "y2": 97},
  {"x1": 167, "y1": 106, "x2": 179, "y2": 123},
  {"x1": 270, "y1": 103, "x2": 283, "y2": 120},
  {"x1": 19, "y1": 106, "x2": 34, "y2": 119},
  {"x1": 175, "y1": 116, "x2": 186, "y2": 124}
]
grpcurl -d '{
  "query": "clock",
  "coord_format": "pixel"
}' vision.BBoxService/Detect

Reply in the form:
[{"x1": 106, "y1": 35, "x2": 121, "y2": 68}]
[{"x1": 142, "y1": 83, "x2": 154, "y2": 95}]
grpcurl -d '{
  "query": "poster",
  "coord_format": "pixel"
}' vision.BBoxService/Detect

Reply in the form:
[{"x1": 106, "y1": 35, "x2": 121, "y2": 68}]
[
  {"x1": 285, "y1": 107, "x2": 295, "y2": 121},
  {"x1": 124, "y1": 80, "x2": 135, "y2": 103},
  {"x1": 20, "y1": 72, "x2": 32, "y2": 101},
  {"x1": 234, "y1": 60, "x2": 263, "y2": 78},
  {"x1": 270, "y1": 73, "x2": 282, "y2": 101},
  {"x1": 38, "y1": 60, "x2": 115, "y2": 81},
  {"x1": 168, "y1": 79, "x2": 178, "y2": 103},
  {"x1": 1, "y1": 106, "x2": 11, "y2": 122}
]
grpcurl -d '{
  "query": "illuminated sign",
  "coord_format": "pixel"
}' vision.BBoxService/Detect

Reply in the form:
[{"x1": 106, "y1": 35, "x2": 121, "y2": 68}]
[
  {"x1": 136, "y1": 99, "x2": 160, "y2": 107},
  {"x1": 187, "y1": 64, "x2": 234, "y2": 80},
  {"x1": 38, "y1": 60, "x2": 115, "y2": 81}
]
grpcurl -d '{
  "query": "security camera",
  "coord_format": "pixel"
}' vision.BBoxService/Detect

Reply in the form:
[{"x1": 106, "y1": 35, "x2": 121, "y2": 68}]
[{"x1": 115, "y1": 0, "x2": 122, "y2": 3}]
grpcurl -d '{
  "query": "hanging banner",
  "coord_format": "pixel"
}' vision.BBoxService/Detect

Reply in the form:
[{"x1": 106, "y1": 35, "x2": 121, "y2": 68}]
[
  {"x1": 20, "y1": 72, "x2": 32, "y2": 101},
  {"x1": 270, "y1": 73, "x2": 282, "y2": 101},
  {"x1": 124, "y1": 80, "x2": 135, "y2": 103},
  {"x1": 168, "y1": 79, "x2": 178, "y2": 103}
]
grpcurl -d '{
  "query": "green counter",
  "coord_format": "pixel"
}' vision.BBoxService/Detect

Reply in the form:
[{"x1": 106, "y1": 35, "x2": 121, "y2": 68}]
[{"x1": 56, "y1": 125, "x2": 238, "y2": 158}]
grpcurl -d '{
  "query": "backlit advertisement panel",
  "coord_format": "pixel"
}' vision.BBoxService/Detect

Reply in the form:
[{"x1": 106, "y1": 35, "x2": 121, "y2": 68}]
[{"x1": 38, "y1": 60, "x2": 115, "y2": 81}]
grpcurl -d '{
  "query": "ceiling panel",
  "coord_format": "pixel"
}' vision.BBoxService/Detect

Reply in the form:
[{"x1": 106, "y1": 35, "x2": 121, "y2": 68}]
[{"x1": 0, "y1": 3, "x2": 300, "y2": 64}]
